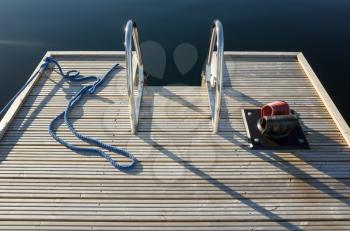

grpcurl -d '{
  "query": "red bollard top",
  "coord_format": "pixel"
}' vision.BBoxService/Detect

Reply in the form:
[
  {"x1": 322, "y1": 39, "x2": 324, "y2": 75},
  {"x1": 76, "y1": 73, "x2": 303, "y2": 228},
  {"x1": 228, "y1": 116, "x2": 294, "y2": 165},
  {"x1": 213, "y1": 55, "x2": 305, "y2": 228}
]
[{"x1": 261, "y1": 100, "x2": 290, "y2": 117}]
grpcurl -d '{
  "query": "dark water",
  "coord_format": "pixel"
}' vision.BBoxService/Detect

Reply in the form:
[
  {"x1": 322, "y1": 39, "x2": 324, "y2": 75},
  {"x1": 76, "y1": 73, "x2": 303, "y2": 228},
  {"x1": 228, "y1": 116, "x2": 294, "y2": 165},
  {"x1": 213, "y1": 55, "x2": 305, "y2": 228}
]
[{"x1": 0, "y1": 0, "x2": 349, "y2": 124}]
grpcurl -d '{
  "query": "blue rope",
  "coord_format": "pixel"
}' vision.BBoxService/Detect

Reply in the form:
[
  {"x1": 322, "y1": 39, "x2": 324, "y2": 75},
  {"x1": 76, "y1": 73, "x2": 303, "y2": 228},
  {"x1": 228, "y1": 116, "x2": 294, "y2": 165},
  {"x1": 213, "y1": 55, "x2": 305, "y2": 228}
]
[
  {"x1": 45, "y1": 57, "x2": 137, "y2": 170},
  {"x1": 0, "y1": 56, "x2": 137, "y2": 170}
]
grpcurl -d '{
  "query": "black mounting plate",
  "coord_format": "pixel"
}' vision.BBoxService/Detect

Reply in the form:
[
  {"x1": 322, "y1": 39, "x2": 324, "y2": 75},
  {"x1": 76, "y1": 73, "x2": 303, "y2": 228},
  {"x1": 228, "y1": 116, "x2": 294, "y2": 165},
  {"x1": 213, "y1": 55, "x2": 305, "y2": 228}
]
[{"x1": 242, "y1": 109, "x2": 310, "y2": 150}]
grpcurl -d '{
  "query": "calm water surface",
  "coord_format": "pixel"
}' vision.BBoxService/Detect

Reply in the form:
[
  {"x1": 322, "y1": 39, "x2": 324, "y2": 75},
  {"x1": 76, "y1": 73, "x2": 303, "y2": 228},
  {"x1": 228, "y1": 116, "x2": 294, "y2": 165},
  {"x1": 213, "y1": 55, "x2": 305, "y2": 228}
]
[{"x1": 0, "y1": 0, "x2": 349, "y2": 123}]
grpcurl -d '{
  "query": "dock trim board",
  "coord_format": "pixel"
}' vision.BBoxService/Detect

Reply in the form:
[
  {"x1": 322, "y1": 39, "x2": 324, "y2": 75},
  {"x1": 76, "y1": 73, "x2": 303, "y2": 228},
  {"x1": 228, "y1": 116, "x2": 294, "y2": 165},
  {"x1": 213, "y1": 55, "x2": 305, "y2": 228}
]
[
  {"x1": 224, "y1": 51, "x2": 299, "y2": 57},
  {"x1": 222, "y1": 51, "x2": 350, "y2": 148},
  {"x1": 48, "y1": 51, "x2": 125, "y2": 56},
  {"x1": 0, "y1": 51, "x2": 128, "y2": 141},
  {"x1": 0, "y1": 51, "x2": 52, "y2": 141},
  {"x1": 0, "y1": 51, "x2": 349, "y2": 229},
  {"x1": 1, "y1": 51, "x2": 349, "y2": 147},
  {"x1": 297, "y1": 52, "x2": 350, "y2": 147}
]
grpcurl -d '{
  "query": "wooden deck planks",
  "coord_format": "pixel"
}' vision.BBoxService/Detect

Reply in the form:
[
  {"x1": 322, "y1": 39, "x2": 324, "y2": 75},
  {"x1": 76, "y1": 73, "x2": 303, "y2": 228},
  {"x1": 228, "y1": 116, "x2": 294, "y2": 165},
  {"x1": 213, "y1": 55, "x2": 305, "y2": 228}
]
[{"x1": 0, "y1": 51, "x2": 349, "y2": 230}]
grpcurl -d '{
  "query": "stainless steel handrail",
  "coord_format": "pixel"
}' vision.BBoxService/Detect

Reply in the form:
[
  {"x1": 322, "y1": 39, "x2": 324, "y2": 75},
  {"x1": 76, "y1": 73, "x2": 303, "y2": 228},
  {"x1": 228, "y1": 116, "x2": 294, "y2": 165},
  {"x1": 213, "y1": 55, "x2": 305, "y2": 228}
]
[
  {"x1": 203, "y1": 20, "x2": 224, "y2": 133},
  {"x1": 124, "y1": 20, "x2": 144, "y2": 134}
]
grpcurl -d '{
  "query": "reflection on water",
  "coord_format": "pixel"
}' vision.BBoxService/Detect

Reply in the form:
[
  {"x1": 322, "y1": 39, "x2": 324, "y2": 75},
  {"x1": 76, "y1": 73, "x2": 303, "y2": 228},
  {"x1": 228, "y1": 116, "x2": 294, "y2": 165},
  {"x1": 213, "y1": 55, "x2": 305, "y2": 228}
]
[{"x1": 0, "y1": 0, "x2": 349, "y2": 123}]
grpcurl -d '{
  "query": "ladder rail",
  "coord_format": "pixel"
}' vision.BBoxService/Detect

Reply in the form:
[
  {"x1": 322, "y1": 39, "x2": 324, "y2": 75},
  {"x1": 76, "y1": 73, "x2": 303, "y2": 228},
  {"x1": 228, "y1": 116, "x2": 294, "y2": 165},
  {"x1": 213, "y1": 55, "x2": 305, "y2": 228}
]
[
  {"x1": 203, "y1": 20, "x2": 224, "y2": 133},
  {"x1": 124, "y1": 20, "x2": 144, "y2": 134}
]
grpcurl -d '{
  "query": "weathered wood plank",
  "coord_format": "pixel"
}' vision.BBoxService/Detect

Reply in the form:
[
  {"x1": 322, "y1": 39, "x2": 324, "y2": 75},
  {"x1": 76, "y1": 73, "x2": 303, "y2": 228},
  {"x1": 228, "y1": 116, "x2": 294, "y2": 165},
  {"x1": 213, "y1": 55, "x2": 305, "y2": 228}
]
[{"x1": 0, "y1": 51, "x2": 349, "y2": 229}]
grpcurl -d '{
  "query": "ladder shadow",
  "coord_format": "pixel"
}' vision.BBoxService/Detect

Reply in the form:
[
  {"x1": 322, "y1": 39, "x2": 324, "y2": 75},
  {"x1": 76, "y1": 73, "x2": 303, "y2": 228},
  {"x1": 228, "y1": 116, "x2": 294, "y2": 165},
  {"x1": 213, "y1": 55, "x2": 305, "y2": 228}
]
[
  {"x1": 136, "y1": 91, "x2": 302, "y2": 231},
  {"x1": 217, "y1": 87, "x2": 350, "y2": 208},
  {"x1": 144, "y1": 86, "x2": 203, "y2": 113},
  {"x1": 297, "y1": 116, "x2": 350, "y2": 192}
]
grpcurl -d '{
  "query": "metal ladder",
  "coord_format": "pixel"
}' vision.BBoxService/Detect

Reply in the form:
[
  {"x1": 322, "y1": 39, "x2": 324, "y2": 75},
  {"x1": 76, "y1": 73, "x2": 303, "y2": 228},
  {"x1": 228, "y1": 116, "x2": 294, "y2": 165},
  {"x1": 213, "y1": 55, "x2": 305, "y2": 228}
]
[
  {"x1": 124, "y1": 20, "x2": 144, "y2": 134},
  {"x1": 202, "y1": 20, "x2": 224, "y2": 134},
  {"x1": 125, "y1": 19, "x2": 224, "y2": 134}
]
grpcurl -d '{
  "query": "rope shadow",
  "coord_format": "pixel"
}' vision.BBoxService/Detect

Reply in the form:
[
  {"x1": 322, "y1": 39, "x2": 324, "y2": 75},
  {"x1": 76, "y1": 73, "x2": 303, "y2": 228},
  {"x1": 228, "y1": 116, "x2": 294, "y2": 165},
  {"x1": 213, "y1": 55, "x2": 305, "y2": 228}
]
[{"x1": 1, "y1": 63, "x2": 143, "y2": 175}]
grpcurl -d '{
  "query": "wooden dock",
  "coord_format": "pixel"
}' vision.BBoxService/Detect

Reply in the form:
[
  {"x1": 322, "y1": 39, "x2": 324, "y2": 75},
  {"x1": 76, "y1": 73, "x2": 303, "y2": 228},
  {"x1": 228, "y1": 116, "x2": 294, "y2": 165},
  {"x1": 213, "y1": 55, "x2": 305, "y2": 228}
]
[{"x1": 0, "y1": 51, "x2": 349, "y2": 230}]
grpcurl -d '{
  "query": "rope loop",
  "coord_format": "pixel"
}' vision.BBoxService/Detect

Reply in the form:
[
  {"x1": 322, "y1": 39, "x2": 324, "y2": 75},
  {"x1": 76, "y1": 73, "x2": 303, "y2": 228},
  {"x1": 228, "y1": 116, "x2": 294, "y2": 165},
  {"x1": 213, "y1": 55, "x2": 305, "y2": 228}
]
[
  {"x1": 66, "y1": 70, "x2": 80, "y2": 79},
  {"x1": 1, "y1": 56, "x2": 137, "y2": 171},
  {"x1": 45, "y1": 57, "x2": 137, "y2": 170}
]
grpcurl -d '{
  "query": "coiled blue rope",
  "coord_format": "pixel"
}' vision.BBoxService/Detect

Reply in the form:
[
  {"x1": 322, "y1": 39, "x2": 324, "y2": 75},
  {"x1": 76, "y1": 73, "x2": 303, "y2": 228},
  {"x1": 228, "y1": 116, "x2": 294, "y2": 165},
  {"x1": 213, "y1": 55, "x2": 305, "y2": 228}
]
[
  {"x1": 1, "y1": 56, "x2": 137, "y2": 170},
  {"x1": 45, "y1": 57, "x2": 137, "y2": 170}
]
